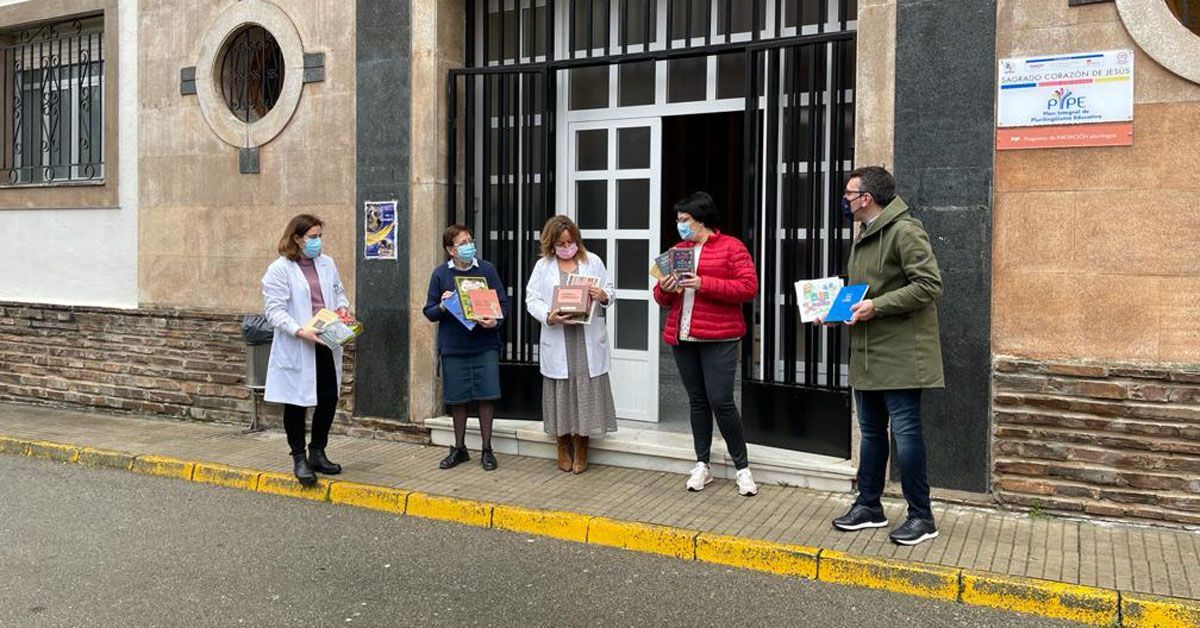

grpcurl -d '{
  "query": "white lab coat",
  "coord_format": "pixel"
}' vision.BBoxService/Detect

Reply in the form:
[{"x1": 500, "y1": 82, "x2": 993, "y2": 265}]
[
  {"x1": 525, "y1": 253, "x2": 615, "y2": 379},
  {"x1": 261, "y1": 255, "x2": 351, "y2": 406}
]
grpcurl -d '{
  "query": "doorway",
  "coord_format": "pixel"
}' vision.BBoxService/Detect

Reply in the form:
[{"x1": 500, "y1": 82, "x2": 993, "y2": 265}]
[{"x1": 656, "y1": 111, "x2": 745, "y2": 430}]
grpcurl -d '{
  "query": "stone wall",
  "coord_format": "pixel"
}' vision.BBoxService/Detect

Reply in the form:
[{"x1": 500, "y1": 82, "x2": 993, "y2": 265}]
[
  {"x1": 993, "y1": 356, "x2": 1200, "y2": 526},
  {"x1": 0, "y1": 301, "x2": 387, "y2": 439}
]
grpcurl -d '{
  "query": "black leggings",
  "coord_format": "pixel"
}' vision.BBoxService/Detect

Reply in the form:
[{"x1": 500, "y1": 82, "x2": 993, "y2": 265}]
[
  {"x1": 283, "y1": 344, "x2": 338, "y2": 456},
  {"x1": 672, "y1": 340, "x2": 750, "y2": 470}
]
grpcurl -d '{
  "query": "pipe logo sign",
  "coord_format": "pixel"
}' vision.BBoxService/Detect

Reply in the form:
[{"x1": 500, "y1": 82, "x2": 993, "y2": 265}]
[{"x1": 996, "y1": 49, "x2": 1134, "y2": 150}]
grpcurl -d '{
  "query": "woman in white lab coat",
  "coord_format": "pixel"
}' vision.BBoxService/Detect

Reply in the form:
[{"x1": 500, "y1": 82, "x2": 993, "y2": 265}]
[
  {"x1": 262, "y1": 214, "x2": 351, "y2": 486},
  {"x1": 525, "y1": 215, "x2": 617, "y2": 474}
]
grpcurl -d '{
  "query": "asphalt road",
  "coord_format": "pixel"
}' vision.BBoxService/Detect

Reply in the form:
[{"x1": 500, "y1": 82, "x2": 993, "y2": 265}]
[{"x1": 0, "y1": 455, "x2": 1079, "y2": 627}]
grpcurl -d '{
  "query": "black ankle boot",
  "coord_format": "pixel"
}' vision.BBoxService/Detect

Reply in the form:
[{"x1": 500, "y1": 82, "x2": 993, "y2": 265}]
[
  {"x1": 308, "y1": 448, "x2": 342, "y2": 475},
  {"x1": 438, "y1": 446, "x2": 470, "y2": 469},
  {"x1": 293, "y1": 453, "x2": 317, "y2": 486}
]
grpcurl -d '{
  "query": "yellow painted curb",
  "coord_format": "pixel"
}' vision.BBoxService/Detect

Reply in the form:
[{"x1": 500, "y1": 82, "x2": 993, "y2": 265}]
[
  {"x1": 696, "y1": 534, "x2": 819, "y2": 579},
  {"x1": 819, "y1": 550, "x2": 960, "y2": 603},
  {"x1": 77, "y1": 447, "x2": 136, "y2": 470},
  {"x1": 26, "y1": 440, "x2": 80, "y2": 463},
  {"x1": 256, "y1": 472, "x2": 332, "y2": 502},
  {"x1": 406, "y1": 492, "x2": 493, "y2": 528},
  {"x1": 587, "y1": 517, "x2": 697, "y2": 560},
  {"x1": 329, "y1": 481, "x2": 408, "y2": 515},
  {"x1": 0, "y1": 435, "x2": 30, "y2": 455},
  {"x1": 131, "y1": 455, "x2": 195, "y2": 480},
  {"x1": 961, "y1": 571, "x2": 1118, "y2": 625},
  {"x1": 192, "y1": 462, "x2": 261, "y2": 491},
  {"x1": 1122, "y1": 591, "x2": 1200, "y2": 627},
  {"x1": 492, "y1": 504, "x2": 590, "y2": 543}
]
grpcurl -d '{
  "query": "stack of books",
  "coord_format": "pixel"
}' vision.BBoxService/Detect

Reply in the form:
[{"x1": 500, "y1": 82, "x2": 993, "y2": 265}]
[{"x1": 303, "y1": 309, "x2": 363, "y2": 346}]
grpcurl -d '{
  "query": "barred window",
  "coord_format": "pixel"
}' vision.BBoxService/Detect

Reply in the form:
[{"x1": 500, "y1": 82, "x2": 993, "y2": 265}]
[{"x1": 0, "y1": 16, "x2": 104, "y2": 186}]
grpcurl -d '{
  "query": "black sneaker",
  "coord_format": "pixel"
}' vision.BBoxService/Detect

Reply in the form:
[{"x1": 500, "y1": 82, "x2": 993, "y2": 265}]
[
  {"x1": 889, "y1": 517, "x2": 939, "y2": 546},
  {"x1": 832, "y1": 504, "x2": 888, "y2": 531},
  {"x1": 481, "y1": 449, "x2": 498, "y2": 471},
  {"x1": 438, "y1": 446, "x2": 470, "y2": 469}
]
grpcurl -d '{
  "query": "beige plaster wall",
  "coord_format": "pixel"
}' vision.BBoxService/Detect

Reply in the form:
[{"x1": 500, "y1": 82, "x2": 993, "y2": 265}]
[
  {"x1": 138, "y1": 0, "x2": 356, "y2": 312},
  {"x1": 993, "y1": 0, "x2": 1200, "y2": 365},
  {"x1": 408, "y1": 0, "x2": 464, "y2": 421},
  {"x1": 854, "y1": 0, "x2": 895, "y2": 170}
]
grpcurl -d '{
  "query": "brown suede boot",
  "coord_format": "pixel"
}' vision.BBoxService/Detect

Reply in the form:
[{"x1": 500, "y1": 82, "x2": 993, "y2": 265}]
[
  {"x1": 571, "y1": 435, "x2": 590, "y2": 474},
  {"x1": 556, "y1": 435, "x2": 573, "y2": 472}
]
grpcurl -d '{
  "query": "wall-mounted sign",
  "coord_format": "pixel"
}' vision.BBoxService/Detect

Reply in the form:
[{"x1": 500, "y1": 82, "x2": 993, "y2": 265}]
[
  {"x1": 996, "y1": 49, "x2": 1134, "y2": 150},
  {"x1": 364, "y1": 201, "x2": 398, "y2": 260}
]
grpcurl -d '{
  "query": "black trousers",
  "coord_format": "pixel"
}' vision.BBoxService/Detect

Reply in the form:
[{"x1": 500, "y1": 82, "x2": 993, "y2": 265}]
[
  {"x1": 672, "y1": 340, "x2": 750, "y2": 470},
  {"x1": 283, "y1": 344, "x2": 338, "y2": 456}
]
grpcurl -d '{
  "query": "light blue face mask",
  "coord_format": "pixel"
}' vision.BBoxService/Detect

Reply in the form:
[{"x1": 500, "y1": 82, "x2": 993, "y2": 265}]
[
  {"x1": 676, "y1": 220, "x2": 694, "y2": 242},
  {"x1": 455, "y1": 242, "x2": 477, "y2": 263},
  {"x1": 303, "y1": 236, "x2": 322, "y2": 259}
]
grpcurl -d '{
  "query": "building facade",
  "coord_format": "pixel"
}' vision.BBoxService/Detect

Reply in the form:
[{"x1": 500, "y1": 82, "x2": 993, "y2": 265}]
[{"x1": 0, "y1": 0, "x2": 1196, "y2": 525}]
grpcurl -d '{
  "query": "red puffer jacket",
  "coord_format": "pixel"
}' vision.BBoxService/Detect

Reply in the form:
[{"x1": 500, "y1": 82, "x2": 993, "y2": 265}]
[{"x1": 653, "y1": 231, "x2": 758, "y2": 345}]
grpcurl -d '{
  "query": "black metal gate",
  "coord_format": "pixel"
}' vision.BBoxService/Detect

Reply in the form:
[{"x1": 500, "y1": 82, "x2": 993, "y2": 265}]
[{"x1": 448, "y1": 1, "x2": 856, "y2": 456}]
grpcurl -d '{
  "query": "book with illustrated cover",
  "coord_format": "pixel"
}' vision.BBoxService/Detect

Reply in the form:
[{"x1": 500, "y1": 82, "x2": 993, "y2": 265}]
[
  {"x1": 794, "y1": 277, "x2": 845, "y2": 323},
  {"x1": 822, "y1": 284, "x2": 870, "y2": 324},
  {"x1": 443, "y1": 291, "x2": 476, "y2": 330},
  {"x1": 564, "y1": 274, "x2": 600, "y2": 325},
  {"x1": 670, "y1": 248, "x2": 695, "y2": 275},
  {"x1": 454, "y1": 276, "x2": 489, "y2": 320},
  {"x1": 552, "y1": 284, "x2": 590, "y2": 322},
  {"x1": 466, "y1": 288, "x2": 504, "y2": 320},
  {"x1": 650, "y1": 250, "x2": 673, "y2": 280},
  {"x1": 303, "y1": 308, "x2": 363, "y2": 347}
]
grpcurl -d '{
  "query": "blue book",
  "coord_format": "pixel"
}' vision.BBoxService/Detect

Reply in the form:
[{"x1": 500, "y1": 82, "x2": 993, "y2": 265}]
[
  {"x1": 443, "y1": 293, "x2": 477, "y2": 330},
  {"x1": 823, "y1": 284, "x2": 869, "y2": 323}
]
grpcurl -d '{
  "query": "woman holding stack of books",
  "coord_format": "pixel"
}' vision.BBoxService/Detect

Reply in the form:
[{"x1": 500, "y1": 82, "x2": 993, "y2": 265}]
[
  {"x1": 525, "y1": 215, "x2": 617, "y2": 474},
  {"x1": 654, "y1": 192, "x2": 760, "y2": 497},
  {"x1": 261, "y1": 214, "x2": 351, "y2": 486},
  {"x1": 423, "y1": 224, "x2": 508, "y2": 472}
]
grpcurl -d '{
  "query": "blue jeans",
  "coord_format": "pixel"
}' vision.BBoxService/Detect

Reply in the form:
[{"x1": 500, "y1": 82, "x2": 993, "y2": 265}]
[{"x1": 853, "y1": 389, "x2": 932, "y2": 521}]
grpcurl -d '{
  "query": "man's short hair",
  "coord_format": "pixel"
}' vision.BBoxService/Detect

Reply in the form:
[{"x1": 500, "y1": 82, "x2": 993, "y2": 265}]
[{"x1": 848, "y1": 166, "x2": 896, "y2": 207}]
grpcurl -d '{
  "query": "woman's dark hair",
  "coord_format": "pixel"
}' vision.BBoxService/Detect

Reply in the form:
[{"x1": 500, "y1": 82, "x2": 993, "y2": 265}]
[
  {"x1": 673, "y1": 191, "x2": 722, "y2": 228},
  {"x1": 278, "y1": 214, "x2": 324, "y2": 261},
  {"x1": 443, "y1": 224, "x2": 474, "y2": 250}
]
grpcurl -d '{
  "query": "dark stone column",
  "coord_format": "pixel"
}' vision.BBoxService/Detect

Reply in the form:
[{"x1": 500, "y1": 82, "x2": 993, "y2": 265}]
[
  {"x1": 354, "y1": 1, "x2": 411, "y2": 420},
  {"x1": 892, "y1": 0, "x2": 997, "y2": 492}
]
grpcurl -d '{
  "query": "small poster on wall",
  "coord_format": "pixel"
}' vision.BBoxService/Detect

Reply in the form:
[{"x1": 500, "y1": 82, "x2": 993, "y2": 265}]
[{"x1": 364, "y1": 200, "x2": 398, "y2": 260}]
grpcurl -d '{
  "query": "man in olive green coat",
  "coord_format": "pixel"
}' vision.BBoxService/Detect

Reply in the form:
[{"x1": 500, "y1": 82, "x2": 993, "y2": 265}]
[{"x1": 824, "y1": 166, "x2": 944, "y2": 546}]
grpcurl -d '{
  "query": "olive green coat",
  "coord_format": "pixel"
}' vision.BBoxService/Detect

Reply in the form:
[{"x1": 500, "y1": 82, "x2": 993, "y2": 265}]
[{"x1": 847, "y1": 197, "x2": 944, "y2": 390}]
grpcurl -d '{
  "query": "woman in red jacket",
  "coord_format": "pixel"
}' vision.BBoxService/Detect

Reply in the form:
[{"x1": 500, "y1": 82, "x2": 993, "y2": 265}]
[{"x1": 654, "y1": 192, "x2": 760, "y2": 496}]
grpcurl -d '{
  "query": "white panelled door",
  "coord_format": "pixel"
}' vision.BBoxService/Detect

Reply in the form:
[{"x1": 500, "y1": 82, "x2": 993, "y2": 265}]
[{"x1": 566, "y1": 118, "x2": 661, "y2": 422}]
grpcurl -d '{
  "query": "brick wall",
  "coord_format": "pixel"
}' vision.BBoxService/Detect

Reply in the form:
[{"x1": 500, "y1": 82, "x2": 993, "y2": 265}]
[
  {"x1": 0, "y1": 301, "x2": 374, "y2": 436},
  {"x1": 993, "y1": 356, "x2": 1200, "y2": 526}
]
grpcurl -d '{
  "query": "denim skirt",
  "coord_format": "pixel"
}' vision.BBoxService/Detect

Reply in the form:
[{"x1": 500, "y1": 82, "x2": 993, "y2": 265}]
[{"x1": 441, "y1": 349, "x2": 501, "y2": 404}]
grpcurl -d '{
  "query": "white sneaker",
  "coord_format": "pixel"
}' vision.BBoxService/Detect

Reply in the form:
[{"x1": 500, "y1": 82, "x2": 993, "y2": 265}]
[
  {"x1": 686, "y1": 462, "x2": 714, "y2": 491},
  {"x1": 735, "y1": 468, "x2": 758, "y2": 496}
]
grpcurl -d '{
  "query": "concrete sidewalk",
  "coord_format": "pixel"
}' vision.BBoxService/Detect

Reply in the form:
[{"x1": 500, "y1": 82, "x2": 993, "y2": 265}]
[{"x1": 2, "y1": 401, "x2": 1199, "y2": 625}]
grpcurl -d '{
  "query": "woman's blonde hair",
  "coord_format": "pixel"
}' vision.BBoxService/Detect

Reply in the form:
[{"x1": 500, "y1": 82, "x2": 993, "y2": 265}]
[
  {"x1": 278, "y1": 214, "x2": 324, "y2": 261},
  {"x1": 539, "y1": 215, "x2": 588, "y2": 260}
]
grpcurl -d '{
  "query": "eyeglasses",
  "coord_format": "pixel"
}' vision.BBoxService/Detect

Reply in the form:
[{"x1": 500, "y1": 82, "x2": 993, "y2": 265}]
[{"x1": 843, "y1": 190, "x2": 868, "y2": 200}]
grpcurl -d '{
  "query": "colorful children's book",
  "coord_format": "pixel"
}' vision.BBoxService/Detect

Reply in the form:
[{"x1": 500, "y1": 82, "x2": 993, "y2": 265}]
[
  {"x1": 466, "y1": 288, "x2": 504, "y2": 320},
  {"x1": 443, "y1": 291, "x2": 476, "y2": 330},
  {"x1": 303, "y1": 308, "x2": 363, "y2": 347},
  {"x1": 670, "y1": 248, "x2": 695, "y2": 275},
  {"x1": 650, "y1": 250, "x2": 673, "y2": 279},
  {"x1": 822, "y1": 284, "x2": 870, "y2": 324},
  {"x1": 794, "y1": 277, "x2": 845, "y2": 323},
  {"x1": 454, "y1": 276, "x2": 489, "y2": 320},
  {"x1": 564, "y1": 274, "x2": 600, "y2": 325}
]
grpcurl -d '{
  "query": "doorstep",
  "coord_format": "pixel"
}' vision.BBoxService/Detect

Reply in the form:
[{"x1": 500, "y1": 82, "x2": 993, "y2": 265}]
[{"x1": 424, "y1": 417, "x2": 856, "y2": 492}]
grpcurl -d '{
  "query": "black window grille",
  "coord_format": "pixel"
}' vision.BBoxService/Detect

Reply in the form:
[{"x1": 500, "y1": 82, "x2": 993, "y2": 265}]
[
  {"x1": 219, "y1": 25, "x2": 285, "y2": 123},
  {"x1": 0, "y1": 16, "x2": 105, "y2": 186}
]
